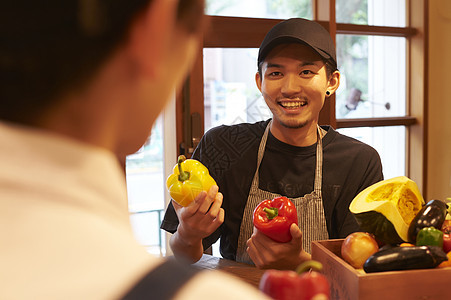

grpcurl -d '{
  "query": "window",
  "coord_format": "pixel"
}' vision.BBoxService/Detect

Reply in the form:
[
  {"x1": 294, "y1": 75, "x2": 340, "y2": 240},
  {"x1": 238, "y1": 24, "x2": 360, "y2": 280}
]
[
  {"x1": 126, "y1": 117, "x2": 166, "y2": 256},
  {"x1": 126, "y1": 97, "x2": 178, "y2": 256},
  {"x1": 204, "y1": 48, "x2": 270, "y2": 131},
  {"x1": 334, "y1": 1, "x2": 409, "y2": 180}
]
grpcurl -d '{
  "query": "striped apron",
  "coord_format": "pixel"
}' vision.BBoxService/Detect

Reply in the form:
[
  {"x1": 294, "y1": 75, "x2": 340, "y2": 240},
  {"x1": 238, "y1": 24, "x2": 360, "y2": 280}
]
[{"x1": 236, "y1": 122, "x2": 329, "y2": 264}]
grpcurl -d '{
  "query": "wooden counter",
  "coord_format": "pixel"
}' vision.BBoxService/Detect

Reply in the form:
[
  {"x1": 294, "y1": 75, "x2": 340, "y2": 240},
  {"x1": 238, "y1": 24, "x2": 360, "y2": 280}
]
[{"x1": 193, "y1": 254, "x2": 265, "y2": 287}]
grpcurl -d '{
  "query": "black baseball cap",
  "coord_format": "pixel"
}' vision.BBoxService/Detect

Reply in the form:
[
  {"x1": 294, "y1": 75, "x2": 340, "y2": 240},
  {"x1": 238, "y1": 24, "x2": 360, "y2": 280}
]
[{"x1": 258, "y1": 18, "x2": 337, "y2": 68}]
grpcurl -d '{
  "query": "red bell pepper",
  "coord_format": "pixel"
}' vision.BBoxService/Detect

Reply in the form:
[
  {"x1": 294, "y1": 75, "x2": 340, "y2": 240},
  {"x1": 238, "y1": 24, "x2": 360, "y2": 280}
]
[
  {"x1": 253, "y1": 196, "x2": 298, "y2": 243},
  {"x1": 259, "y1": 260, "x2": 330, "y2": 300}
]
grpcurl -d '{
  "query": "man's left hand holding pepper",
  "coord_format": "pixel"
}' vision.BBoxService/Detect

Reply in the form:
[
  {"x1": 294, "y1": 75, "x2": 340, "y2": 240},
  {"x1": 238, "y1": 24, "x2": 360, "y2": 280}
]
[{"x1": 246, "y1": 224, "x2": 311, "y2": 270}]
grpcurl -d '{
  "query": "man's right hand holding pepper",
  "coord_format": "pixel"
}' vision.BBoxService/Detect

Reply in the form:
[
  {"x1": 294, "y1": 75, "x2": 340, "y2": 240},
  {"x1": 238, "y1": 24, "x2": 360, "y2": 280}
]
[
  {"x1": 169, "y1": 185, "x2": 224, "y2": 263},
  {"x1": 246, "y1": 223, "x2": 311, "y2": 270}
]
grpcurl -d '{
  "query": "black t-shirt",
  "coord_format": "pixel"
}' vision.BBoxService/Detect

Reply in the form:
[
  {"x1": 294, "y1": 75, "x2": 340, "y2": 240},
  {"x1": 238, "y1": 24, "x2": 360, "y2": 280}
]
[{"x1": 161, "y1": 119, "x2": 383, "y2": 260}]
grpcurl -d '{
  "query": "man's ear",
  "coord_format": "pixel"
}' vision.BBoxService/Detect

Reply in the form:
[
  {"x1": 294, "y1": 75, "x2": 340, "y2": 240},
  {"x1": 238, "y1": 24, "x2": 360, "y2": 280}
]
[
  {"x1": 255, "y1": 72, "x2": 262, "y2": 92},
  {"x1": 327, "y1": 70, "x2": 340, "y2": 96},
  {"x1": 128, "y1": 0, "x2": 178, "y2": 78}
]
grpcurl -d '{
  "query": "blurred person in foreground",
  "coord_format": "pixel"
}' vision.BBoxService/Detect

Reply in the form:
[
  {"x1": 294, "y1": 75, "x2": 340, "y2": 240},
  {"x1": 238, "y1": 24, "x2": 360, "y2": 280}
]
[
  {"x1": 0, "y1": 1, "x2": 269, "y2": 299},
  {"x1": 162, "y1": 18, "x2": 383, "y2": 270}
]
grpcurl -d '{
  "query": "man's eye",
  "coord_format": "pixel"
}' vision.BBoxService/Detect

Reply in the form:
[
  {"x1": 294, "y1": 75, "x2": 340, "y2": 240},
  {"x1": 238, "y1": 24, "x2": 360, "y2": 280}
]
[
  {"x1": 268, "y1": 71, "x2": 282, "y2": 76},
  {"x1": 300, "y1": 70, "x2": 313, "y2": 75}
]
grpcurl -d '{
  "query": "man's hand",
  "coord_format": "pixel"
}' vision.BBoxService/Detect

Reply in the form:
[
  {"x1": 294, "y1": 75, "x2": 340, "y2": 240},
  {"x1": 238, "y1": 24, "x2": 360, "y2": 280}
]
[
  {"x1": 170, "y1": 185, "x2": 224, "y2": 262},
  {"x1": 246, "y1": 223, "x2": 311, "y2": 270},
  {"x1": 174, "y1": 185, "x2": 224, "y2": 241}
]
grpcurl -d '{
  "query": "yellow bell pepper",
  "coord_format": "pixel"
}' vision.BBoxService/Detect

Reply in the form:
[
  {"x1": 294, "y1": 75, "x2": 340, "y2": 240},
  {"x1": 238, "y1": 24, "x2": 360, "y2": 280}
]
[{"x1": 166, "y1": 155, "x2": 217, "y2": 207}]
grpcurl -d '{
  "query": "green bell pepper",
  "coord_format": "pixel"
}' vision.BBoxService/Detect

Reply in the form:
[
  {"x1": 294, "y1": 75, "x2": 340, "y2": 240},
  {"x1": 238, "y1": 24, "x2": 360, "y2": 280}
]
[{"x1": 416, "y1": 226, "x2": 443, "y2": 248}]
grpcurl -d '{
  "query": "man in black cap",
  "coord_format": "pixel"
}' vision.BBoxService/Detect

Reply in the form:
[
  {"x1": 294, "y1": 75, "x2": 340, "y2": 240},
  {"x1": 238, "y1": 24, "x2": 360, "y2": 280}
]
[{"x1": 162, "y1": 18, "x2": 383, "y2": 270}]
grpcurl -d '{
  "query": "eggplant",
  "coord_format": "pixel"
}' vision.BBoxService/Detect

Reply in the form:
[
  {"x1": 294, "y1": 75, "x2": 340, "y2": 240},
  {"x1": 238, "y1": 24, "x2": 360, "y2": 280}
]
[
  {"x1": 363, "y1": 245, "x2": 448, "y2": 273},
  {"x1": 407, "y1": 199, "x2": 448, "y2": 243}
]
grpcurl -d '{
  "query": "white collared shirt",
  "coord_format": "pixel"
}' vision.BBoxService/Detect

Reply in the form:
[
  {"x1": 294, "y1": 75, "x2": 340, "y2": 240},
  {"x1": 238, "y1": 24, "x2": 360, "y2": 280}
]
[{"x1": 0, "y1": 122, "x2": 160, "y2": 299}]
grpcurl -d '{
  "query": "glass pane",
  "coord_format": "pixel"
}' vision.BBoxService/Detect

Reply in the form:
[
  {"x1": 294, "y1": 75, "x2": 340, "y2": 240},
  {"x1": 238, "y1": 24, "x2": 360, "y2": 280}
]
[
  {"x1": 206, "y1": 0, "x2": 312, "y2": 19},
  {"x1": 204, "y1": 48, "x2": 271, "y2": 131},
  {"x1": 129, "y1": 210, "x2": 166, "y2": 256},
  {"x1": 337, "y1": 126, "x2": 405, "y2": 180},
  {"x1": 336, "y1": 35, "x2": 406, "y2": 119},
  {"x1": 126, "y1": 116, "x2": 166, "y2": 256},
  {"x1": 336, "y1": 0, "x2": 406, "y2": 27}
]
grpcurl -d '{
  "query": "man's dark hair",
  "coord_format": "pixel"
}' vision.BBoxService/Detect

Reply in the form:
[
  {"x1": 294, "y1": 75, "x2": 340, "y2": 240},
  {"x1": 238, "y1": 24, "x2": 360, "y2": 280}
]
[{"x1": 0, "y1": 0, "x2": 204, "y2": 125}]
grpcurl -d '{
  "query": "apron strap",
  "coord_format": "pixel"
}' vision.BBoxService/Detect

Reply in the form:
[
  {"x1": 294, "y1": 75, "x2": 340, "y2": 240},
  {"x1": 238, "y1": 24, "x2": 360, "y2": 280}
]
[
  {"x1": 313, "y1": 126, "x2": 324, "y2": 197},
  {"x1": 248, "y1": 121, "x2": 271, "y2": 195}
]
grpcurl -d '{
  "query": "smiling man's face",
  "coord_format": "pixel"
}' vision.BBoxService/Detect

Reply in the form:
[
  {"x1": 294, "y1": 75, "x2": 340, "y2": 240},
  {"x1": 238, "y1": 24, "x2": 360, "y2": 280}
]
[{"x1": 256, "y1": 43, "x2": 335, "y2": 132}]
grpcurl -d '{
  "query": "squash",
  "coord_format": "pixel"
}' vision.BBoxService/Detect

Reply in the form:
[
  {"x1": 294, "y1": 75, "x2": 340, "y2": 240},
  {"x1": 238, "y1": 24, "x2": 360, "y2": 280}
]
[{"x1": 350, "y1": 176, "x2": 425, "y2": 244}]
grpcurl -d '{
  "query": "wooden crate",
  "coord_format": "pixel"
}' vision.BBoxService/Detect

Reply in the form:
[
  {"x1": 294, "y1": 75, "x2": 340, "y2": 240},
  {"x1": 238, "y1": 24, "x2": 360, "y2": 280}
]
[{"x1": 311, "y1": 239, "x2": 451, "y2": 300}]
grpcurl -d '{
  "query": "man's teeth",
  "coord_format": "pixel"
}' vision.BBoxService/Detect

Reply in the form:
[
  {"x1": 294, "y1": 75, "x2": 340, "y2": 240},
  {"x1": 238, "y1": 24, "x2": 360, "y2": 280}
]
[{"x1": 280, "y1": 101, "x2": 307, "y2": 108}]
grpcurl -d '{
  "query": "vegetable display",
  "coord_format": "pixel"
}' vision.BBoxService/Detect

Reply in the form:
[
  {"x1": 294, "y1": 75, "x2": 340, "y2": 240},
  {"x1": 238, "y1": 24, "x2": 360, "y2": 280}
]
[
  {"x1": 407, "y1": 199, "x2": 448, "y2": 243},
  {"x1": 253, "y1": 196, "x2": 298, "y2": 243},
  {"x1": 166, "y1": 155, "x2": 217, "y2": 207},
  {"x1": 259, "y1": 260, "x2": 330, "y2": 300},
  {"x1": 344, "y1": 177, "x2": 451, "y2": 274},
  {"x1": 349, "y1": 176, "x2": 425, "y2": 244},
  {"x1": 363, "y1": 245, "x2": 448, "y2": 273}
]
